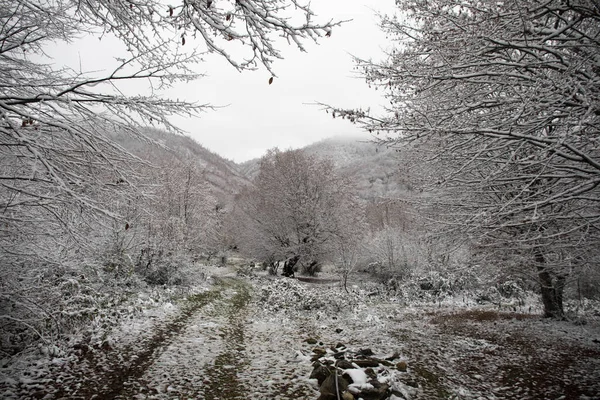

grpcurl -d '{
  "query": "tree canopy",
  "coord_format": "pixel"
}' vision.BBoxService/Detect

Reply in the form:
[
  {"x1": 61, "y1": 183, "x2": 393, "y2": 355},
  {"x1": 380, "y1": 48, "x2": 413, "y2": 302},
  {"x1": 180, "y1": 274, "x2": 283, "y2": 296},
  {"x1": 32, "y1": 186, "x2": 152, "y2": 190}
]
[
  {"x1": 332, "y1": 0, "x2": 600, "y2": 318},
  {"x1": 1, "y1": 0, "x2": 340, "y2": 262},
  {"x1": 235, "y1": 148, "x2": 363, "y2": 275}
]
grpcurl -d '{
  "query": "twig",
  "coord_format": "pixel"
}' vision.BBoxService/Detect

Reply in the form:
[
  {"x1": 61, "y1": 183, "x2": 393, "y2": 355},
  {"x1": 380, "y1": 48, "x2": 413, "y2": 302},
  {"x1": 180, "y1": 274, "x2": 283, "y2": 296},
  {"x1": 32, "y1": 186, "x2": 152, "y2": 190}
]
[
  {"x1": 0, "y1": 315, "x2": 48, "y2": 344},
  {"x1": 335, "y1": 367, "x2": 341, "y2": 400}
]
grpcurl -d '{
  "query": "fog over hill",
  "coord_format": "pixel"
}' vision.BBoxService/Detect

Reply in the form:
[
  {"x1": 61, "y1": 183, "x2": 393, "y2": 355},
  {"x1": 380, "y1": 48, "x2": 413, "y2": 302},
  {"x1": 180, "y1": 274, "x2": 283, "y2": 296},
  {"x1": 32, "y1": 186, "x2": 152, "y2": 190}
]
[
  {"x1": 118, "y1": 131, "x2": 414, "y2": 203},
  {"x1": 238, "y1": 135, "x2": 414, "y2": 201}
]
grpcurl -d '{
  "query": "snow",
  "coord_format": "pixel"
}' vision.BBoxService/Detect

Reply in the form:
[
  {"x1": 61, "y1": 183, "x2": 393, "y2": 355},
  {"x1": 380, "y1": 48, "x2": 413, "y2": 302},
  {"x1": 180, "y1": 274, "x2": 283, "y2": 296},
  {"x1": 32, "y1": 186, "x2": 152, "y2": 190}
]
[
  {"x1": 1, "y1": 265, "x2": 600, "y2": 399},
  {"x1": 345, "y1": 368, "x2": 368, "y2": 384}
]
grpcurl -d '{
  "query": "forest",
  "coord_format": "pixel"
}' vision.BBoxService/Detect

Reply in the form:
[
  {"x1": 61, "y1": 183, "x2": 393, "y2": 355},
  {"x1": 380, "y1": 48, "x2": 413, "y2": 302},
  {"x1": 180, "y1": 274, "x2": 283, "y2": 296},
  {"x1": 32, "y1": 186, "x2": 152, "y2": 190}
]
[{"x1": 1, "y1": 1, "x2": 599, "y2": 399}]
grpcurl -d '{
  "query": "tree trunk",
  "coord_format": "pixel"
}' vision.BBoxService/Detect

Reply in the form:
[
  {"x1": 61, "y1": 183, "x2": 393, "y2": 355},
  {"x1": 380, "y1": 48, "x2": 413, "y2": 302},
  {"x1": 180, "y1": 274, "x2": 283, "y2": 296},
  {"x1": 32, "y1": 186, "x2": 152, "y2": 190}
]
[
  {"x1": 535, "y1": 251, "x2": 565, "y2": 319},
  {"x1": 282, "y1": 255, "x2": 299, "y2": 277},
  {"x1": 342, "y1": 271, "x2": 350, "y2": 293}
]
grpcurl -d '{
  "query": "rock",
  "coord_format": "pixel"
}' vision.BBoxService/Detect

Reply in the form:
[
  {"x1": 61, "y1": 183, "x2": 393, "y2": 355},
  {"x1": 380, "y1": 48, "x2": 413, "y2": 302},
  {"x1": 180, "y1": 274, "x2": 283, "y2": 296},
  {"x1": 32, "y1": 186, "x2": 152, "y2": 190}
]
[
  {"x1": 358, "y1": 348, "x2": 374, "y2": 357},
  {"x1": 405, "y1": 378, "x2": 419, "y2": 388},
  {"x1": 319, "y1": 374, "x2": 349, "y2": 400},
  {"x1": 342, "y1": 371, "x2": 354, "y2": 384},
  {"x1": 342, "y1": 369, "x2": 369, "y2": 386},
  {"x1": 335, "y1": 342, "x2": 346, "y2": 349},
  {"x1": 311, "y1": 354, "x2": 322, "y2": 362},
  {"x1": 342, "y1": 391, "x2": 355, "y2": 400},
  {"x1": 310, "y1": 363, "x2": 332, "y2": 386},
  {"x1": 313, "y1": 347, "x2": 327, "y2": 356},
  {"x1": 359, "y1": 381, "x2": 390, "y2": 400},
  {"x1": 396, "y1": 361, "x2": 408, "y2": 372},
  {"x1": 364, "y1": 367, "x2": 377, "y2": 379},
  {"x1": 353, "y1": 359, "x2": 380, "y2": 368},
  {"x1": 306, "y1": 338, "x2": 318, "y2": 345},
  {"x1": 335, "y1": 328, "x2": 343, "y2": 333},
  {"x1": 311, "y1": 346, "x2": 327, "y2": 361},
  {"x1": 336, "y1": 360, "x2": 354, "y2": 370},
  {"x1": 385, "y1": 351, "x2": 400, "y2": 361}
]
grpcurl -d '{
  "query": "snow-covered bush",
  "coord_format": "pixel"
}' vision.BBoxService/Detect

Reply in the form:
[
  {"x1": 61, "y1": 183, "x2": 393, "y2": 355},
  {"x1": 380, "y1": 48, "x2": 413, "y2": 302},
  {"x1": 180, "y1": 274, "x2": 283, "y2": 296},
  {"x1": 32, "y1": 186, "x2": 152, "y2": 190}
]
[
  {"x1": 362, "y1": 227, "x2": 423, "y2": 281},
  {"x1": 236, "y1": 263, "x2": 257, "y2": 277},
  {"x1": 137, "y1": 253, "x2": 187, "y2": 286},
  {"x1": 377, "y1": 268, "x2": 488, "y2": 304},
  {"x1": 0, "y1": 256, "x2": 204, "y2": 357},
  {"x1": 256, "y1": 278, "x2": 360, "y2": 314},
  {"x1": 473, "y1": 279, "x2": 530, "y2": 306}
]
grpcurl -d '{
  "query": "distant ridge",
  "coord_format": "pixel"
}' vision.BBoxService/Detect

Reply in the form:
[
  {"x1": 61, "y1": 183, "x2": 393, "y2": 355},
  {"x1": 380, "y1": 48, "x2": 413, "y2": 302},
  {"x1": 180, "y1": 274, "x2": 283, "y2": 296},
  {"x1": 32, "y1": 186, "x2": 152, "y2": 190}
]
[
  {"x1": 237, "y1": 135, "x2": 413, "y2": 201},
  {"x1": 115, "y1": 128, "x2": 251, "y2": 201}
]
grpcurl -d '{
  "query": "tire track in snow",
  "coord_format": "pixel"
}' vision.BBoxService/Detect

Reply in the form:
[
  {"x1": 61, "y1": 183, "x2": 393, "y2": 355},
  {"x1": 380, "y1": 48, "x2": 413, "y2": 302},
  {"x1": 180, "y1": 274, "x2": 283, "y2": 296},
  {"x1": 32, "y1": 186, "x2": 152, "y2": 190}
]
[
  {"x1": 20, "y1": 277, "x2": 321, "y2": 399},
  {"x1": 51, "y1": 287, "x2": 222, "y2": 399},
  {"x1": 199, "y1": 278, "x2": 251, "y2": 399},
  {"x1": 136, "y1": 277, "x2": 317, "y2": 399}
]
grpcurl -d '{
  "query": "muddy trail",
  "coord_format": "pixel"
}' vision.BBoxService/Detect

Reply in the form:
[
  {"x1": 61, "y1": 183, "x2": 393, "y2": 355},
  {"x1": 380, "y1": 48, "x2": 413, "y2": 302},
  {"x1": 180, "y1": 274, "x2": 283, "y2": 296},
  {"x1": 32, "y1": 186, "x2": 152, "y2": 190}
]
[
  {"x1": 16, "y1": 276, "x2": 318, "y2": 400},
  {"x1": 198, "y1": 280, "x2": 250, "y2": 399},
  {"x1": 29, "y1": 280, "x2": 228, "y2": 400},
  {"x1": 5, "y1": 274, "x2": 600, "y2": 400}
]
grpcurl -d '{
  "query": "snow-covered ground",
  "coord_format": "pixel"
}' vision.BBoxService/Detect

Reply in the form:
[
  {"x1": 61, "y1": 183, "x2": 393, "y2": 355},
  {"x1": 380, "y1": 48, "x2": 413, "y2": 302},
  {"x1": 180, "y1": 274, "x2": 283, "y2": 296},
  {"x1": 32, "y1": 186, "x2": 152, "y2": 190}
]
[{"x1": 2, "y1": 265, "x2": 599, "y2": 399}]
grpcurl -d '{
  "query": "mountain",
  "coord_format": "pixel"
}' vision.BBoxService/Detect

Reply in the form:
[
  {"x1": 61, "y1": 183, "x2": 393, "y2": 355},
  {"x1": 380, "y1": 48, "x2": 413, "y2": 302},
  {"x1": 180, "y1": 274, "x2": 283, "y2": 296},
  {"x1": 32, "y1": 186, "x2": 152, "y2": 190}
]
[
  {"x1": 116, "y1": 128, "x2": 251, "y2": 201},
  {"x1": 123, "y1": 132, "x2": 414, "y2": 204},
  {"x1": 305, "y1": 136, "x2": 414, "y2": 201},
  {"x1": 238, "y1": 136, "x2": 413, "y2": 202}
]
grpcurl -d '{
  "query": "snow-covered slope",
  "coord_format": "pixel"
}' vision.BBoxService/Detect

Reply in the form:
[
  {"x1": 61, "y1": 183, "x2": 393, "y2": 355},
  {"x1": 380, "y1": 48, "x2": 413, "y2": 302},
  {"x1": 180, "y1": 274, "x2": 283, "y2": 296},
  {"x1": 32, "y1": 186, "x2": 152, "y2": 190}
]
[
  {"x1": 238, "y1": 135, "x2": 414, "y2": 201},
  {"x1": 116, "y1": 128, "x2": 251, "y2": 199},
  {"x1": 304, "y1": 136, "x2": 413, "y2": 201}
]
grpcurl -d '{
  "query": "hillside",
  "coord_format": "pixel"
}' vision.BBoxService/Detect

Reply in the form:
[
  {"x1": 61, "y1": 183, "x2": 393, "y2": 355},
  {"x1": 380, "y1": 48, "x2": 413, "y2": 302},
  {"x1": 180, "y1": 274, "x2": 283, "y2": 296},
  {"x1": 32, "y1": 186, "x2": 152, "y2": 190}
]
[
  {"x1": 116, "y1": 128, "x2": 251, "y2": 201},
  {"x1": 304, "y1": 136, "x2": 414, "y2": 201},
  {"x1": 238, "y1": 135, "x2": 414, "y2": 201}
]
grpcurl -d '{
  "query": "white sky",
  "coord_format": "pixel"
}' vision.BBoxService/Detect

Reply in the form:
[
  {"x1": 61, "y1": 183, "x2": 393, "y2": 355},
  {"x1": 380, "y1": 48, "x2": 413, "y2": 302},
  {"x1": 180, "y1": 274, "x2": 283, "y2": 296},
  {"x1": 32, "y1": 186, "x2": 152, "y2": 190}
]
[
  {"x1": 178, "y1": 0, "x2": 398, "y2": 162},
  {"x1": 52, "y1": 1, "x2": 398, "y2": 163}
]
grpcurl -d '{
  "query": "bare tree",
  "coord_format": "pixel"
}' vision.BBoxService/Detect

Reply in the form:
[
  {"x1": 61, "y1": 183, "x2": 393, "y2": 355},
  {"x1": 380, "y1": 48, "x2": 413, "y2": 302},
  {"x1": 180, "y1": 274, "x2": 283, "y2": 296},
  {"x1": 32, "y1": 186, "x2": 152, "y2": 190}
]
[
  {"x1": 328, "y1": 0, "x2": 600, "y2": 318},
  {"x1": 1, "y1": 0, "x2": 341, "y2": 223},
  {"x1": 331, "y1": 198, "x2": 366, "y2": 292},
  {"x1": 1, "y1": 0, "x2": 340, "y2": 353},
  {"x1": 236, "y1": 148, "x2": 362, "y2": 276}
]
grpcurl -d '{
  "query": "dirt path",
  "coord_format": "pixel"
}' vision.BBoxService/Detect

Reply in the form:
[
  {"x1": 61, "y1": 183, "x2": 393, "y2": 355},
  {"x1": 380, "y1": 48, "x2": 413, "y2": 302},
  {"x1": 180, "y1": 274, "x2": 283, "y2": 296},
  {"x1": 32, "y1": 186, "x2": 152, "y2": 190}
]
[
  {"x1": 6, "y1": 275, "x2": 600, "y2": 400},
  {"x1": 131, "y1": 277, "x2": 318, "y2": 399},
  {"x1": 116, "y1": 277, "x2": 251, "y2": 399},
  {"x1": 42, "y1": 284, "x2": 224, "y2": 399},
  {"x1": 18, "y1": 277, "x2": 318, "y2": 400}
]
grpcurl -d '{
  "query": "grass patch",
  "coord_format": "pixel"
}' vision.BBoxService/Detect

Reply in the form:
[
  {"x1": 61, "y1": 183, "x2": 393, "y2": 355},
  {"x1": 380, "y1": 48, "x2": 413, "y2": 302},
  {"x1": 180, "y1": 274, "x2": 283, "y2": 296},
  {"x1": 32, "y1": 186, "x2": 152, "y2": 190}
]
[
  {"x1": 412, "y1": 364, "x2": 452, "y2": 398},
  {"x1": 200, "y1": 279, "x2": 252, "y2": 399}
]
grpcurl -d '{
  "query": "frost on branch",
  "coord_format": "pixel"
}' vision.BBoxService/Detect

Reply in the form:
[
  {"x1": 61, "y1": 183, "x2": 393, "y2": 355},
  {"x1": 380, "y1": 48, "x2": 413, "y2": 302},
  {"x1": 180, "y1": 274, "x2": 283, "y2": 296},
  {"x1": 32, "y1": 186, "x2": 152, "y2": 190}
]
[
  {"x1": 0, "y1": 0, "x2": 340, "y2": 353},
  {"x1": 341, "y1": 0, "x2": 600, "y2": 319}
]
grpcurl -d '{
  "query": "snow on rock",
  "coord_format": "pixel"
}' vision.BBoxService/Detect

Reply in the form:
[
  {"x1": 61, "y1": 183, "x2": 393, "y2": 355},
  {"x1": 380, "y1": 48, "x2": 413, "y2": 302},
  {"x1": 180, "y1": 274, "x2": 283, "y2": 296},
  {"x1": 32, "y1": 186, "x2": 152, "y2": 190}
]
[
  {"x1": 2, "y1": 268, "x2": 600, "y2": 400},
  {"x1": 344, "y1": 368, "x2": 368, "y2": 385}
]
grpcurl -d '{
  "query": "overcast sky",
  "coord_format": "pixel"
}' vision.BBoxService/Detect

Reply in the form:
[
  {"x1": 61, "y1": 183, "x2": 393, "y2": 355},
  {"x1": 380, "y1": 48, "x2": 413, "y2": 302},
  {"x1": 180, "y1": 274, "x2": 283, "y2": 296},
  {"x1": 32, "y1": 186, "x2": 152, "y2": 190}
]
[
  {"x1": 54, "y1": 1, "x2": 398, "y2": 163},
  {"x1": 177, "y1": 0, "x2": 397, "y2": 163}
]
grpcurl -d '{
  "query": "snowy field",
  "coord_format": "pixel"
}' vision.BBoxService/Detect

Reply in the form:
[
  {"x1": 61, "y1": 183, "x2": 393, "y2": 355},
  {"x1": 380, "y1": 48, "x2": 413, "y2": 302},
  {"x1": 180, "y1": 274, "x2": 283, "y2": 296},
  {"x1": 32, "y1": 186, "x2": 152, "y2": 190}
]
[{"x1": 1, "y1": 264, "x2": 600, "y2": 399}]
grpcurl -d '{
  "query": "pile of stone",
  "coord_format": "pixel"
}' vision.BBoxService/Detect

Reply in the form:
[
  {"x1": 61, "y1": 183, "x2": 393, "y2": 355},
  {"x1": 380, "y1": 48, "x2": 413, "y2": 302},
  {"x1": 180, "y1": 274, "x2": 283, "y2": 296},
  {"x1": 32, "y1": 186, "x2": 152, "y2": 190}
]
[{"x1": 306, "y1": 339, "x2": 415, "y2": 400}]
